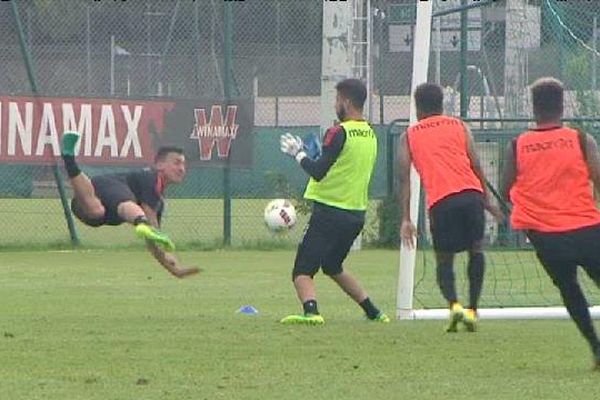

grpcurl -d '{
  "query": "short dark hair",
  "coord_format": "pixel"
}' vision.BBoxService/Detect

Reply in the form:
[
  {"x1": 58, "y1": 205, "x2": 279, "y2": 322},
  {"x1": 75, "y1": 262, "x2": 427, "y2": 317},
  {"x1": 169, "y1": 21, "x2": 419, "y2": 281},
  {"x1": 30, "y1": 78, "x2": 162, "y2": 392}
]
[
  {"x1": 335, "y1": 78, "x2": 367, "y2": 110},
  {"x1": 155, "y1": 146, "x2": 184, "y2": 162},
  {"x1": 531, "y1": 77, "x2": 564, "y2": 122},
  {"x1": 414, "y1": 83, "x2": 444, "y2": 115}
]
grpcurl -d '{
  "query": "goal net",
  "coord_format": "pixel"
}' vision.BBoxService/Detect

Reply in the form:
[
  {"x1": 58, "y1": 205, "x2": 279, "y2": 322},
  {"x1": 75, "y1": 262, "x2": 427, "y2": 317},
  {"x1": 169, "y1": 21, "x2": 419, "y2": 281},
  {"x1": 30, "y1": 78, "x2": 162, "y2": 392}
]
[{"x1": 397, "y1": 0, "x2": 600, "y2": 320}]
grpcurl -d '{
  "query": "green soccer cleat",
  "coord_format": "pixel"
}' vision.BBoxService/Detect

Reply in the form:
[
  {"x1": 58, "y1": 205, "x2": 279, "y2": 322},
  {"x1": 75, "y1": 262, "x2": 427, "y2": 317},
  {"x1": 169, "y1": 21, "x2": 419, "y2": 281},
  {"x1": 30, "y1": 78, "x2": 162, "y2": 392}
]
[
  {"x1": 61, "y1": 131, "x2": 81, "y2": 156},
  {"x1": 135, "y1": 223, "x2": 176, "y2": 252},
  {"x1": 280, "y1": 314, "x2": 325, "y2": 326},
  {"x1": 445, "y1": 302, "x2": 464, "y2": 333},
  {"x1": 369, "y1": 312, "x2": 390, "y2": 323},
  {"x1": 463, "y1": 308, "x2": 478, "y2": 332}
]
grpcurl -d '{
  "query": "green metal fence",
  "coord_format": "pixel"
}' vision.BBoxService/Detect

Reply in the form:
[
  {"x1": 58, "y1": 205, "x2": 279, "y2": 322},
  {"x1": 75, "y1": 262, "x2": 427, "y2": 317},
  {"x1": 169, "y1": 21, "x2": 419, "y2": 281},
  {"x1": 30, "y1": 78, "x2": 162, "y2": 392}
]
[{"x1": 3, "y1": 0, "x2": 600, "y2": 249}]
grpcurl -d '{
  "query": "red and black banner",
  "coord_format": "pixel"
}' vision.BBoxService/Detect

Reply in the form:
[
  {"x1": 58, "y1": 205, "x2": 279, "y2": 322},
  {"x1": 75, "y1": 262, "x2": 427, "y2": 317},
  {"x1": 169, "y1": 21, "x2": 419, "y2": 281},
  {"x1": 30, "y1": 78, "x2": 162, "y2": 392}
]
[{"x1": 0, "y1": 95, "x2": 254, "y2": 168}]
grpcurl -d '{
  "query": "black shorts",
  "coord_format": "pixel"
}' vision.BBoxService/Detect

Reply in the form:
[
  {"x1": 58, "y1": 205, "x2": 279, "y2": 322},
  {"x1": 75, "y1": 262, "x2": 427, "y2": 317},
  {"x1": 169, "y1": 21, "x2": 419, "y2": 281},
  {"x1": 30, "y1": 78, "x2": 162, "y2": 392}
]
[
  {"x1": 527, "y1": 224, "x2": 600, "y2": 285},
  {"x1": 71, "y1": 175, "x2": 136, "y2": 227},
  {"x1": 293, "y1": 202, "x2": 365, "y2": 278},
  {"x1": 429, "y1": 190, "x2": 485, "y2": 253}
]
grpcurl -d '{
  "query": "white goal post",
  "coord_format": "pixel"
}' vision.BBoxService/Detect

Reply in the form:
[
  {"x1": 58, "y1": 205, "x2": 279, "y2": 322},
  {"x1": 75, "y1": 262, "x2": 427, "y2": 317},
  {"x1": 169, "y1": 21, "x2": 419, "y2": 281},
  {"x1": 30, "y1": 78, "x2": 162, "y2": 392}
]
[
  {"x1": 396, "y1": 0, "x2": 431, "y2": 320},
  {"x1": 395, "y1": 1, "x2": 600, "y2": 321}
]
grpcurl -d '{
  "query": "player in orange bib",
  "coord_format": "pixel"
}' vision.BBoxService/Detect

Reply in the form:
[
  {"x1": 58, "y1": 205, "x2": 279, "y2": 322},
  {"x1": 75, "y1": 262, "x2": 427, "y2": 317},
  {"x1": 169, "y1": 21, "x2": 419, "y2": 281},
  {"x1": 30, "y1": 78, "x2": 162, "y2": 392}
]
[
  {"x1": 399, "y1": 83, "x2": 502, "y2": 333},
  {"x1": 501, "y1": 77, "x2": 600, "y2": 370}
]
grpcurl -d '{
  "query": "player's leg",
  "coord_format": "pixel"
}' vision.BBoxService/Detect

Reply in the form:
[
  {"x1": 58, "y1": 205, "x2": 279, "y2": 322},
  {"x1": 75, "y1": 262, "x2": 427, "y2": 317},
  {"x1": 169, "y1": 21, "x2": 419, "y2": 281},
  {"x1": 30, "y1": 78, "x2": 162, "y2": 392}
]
[
  {"x1": 116, "y1": 201, "x2": 151, "y2": 224},
  {"x1": 114, "y1": 201, "x2": 175, "y2": 251},
  {"x1": 467, "y1": 246, "x2": 485, "y2": 308},
  {"x1": 577, "y1": 225, "x2": 600, "y2": 368},
  {"x1": 90, "y1": 177, "x2": 175, "y2": 251},
  {"x1": 580, "y1": 258, "x2": 600, "y2": 369},
  {"x1": 280, "y1": 206, "x2": 327, "y2": 325},
  {"x1": 435, "y1": 251, "x2": 458, "y2": 306},
  {"x1": 543, "y1": 263, "x2": 599, "y2": 361},
  {"x1": 323, "y1": 209, "x2": 388, "y2": 322},
  {"x1": 328, "y1": 272, "x2": 389, "y2": 322},
  {"x1": 68, "y1": 174, "x2": 106, "y2": 223},
  {"x1": 112, "y1": 200, "x2": 174, "y2": 251},
  {"x1": 463, "y1": 194, "x2": 486, "y2": 332},
  {"x1": 61, "y1": 131, "x2": 105, "y2": 220},
  {"x1": 435, "y1": 251, "x2": 463, "y2": 332},
  {"x1": 579, "y1": 224, "x2": 600, "y2": 288},
  {"x1": 430, "y1": 193, "x2": 471, "y2": 332},
  {"x1": 464, "y1": 244, "x2": 484, "y2": 332},
  {"x1": 530, "y1": 230, "x2": 600, "y2": 367}
]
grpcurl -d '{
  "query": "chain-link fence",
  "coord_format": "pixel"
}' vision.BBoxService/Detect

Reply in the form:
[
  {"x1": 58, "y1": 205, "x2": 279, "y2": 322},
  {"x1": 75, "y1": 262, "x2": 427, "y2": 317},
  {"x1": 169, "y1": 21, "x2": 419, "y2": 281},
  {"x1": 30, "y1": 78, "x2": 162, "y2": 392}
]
[
  {"x1": 3, "y1": 0, "x2": 600, "y2": 249},
  {"x1": 0, "y1": 0, "x2": 393, "y2": 249},
  {"x1": 386, "y1": 0, "x2": 600, "y2": 220}
]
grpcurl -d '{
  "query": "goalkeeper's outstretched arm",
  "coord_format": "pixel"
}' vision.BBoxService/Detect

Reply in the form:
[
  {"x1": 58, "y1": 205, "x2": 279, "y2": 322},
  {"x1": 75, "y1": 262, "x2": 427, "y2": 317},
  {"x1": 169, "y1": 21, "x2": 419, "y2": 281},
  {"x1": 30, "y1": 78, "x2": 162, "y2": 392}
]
[
  {"x1": 299, "y1": 126, "x2": 345, "y2": 181},
  {"x1": 280, "y1": 126, "x2": 345, "y2": 181}
]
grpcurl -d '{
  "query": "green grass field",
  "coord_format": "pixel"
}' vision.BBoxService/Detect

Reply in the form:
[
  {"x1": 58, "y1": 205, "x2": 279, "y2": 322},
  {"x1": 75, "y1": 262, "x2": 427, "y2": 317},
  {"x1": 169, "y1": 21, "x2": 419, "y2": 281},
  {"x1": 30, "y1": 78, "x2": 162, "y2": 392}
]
[
  {"x1": 0, "y1": 198, "x2": 312, "y2": 248},
  {"x1": 1, "y1": 249, "x2": 600, "y2": 400},
  {"x1": 0, "y1": 198, "x2": 382, "y2": 249}
]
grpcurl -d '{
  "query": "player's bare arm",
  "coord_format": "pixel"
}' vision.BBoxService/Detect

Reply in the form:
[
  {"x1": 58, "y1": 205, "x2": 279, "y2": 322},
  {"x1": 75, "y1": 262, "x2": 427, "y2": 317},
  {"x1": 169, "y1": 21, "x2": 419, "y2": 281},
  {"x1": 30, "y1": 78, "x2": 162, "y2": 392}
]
[
  {"x1": 398, "y1": 132, "x2": 417, "y2": 249},
  {"x1": 584, "y1": 133, "x2": 600, "y2": 198},
  {"x1": 145, "y1": 242, "x2": 199, "y2": 279},
  {"x1": 464, "y1": 124, "x2": 503, "y2": 221},
  {"x1": 140, "y1": 203, "x2": 199, "y2": 279},
  {"x1": 500, "y1": 140, "x2": 517, "y2": 203}
]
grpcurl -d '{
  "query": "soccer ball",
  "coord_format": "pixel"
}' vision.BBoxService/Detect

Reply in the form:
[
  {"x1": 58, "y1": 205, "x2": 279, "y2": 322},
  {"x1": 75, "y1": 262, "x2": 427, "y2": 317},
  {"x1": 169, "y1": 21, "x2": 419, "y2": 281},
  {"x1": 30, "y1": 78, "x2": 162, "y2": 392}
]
[{"x1": 264, "y1": 199, "x2": 297, "y2": 232}]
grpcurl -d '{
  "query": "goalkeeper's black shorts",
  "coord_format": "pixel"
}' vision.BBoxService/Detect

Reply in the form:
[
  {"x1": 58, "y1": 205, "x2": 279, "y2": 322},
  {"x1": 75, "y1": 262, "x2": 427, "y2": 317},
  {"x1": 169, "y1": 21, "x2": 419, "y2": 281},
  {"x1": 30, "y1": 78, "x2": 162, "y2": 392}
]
[
  {"x1": 527, "y1": 223, "x2": 600, "y2": 284},
  {"x1": 71, "y1": 175, "x2": 136, "y2": 227},
  {"x1": 293, "y1": 201, "x2": 365, "y2": 278},
  {"x1": 429, "y1": 189, "x2": 485, "y2": 253}
]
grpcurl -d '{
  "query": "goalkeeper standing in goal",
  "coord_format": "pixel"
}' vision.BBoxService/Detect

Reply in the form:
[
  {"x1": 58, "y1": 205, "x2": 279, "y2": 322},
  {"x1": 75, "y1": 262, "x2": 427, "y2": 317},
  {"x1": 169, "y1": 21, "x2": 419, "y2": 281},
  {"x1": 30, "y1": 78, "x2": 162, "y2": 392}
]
[
  {"x1": 501, "y1": 77, "x2": 600, "y2": 369},
  {"x1": 278, "y1": 78, "x2": 388, "y2": 325},
  {"x1": 399, "y1": 83, "x2": 502, "y2": 332}
]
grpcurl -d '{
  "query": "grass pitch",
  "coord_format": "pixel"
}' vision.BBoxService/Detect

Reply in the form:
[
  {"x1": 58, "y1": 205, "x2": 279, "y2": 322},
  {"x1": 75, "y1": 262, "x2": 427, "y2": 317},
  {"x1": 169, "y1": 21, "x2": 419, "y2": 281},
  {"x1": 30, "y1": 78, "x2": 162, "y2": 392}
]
[{"x1": 1, "y1": 249, "x2": 600, "y2": 400}]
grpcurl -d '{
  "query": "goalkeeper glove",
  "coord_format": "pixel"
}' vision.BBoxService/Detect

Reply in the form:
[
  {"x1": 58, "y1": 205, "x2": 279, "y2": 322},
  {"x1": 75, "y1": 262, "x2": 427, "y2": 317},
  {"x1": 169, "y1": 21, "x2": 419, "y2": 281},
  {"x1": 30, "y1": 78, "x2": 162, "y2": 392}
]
[
  {"x1": 303, "y1": 133, "x2": 322, "y2": 160},
  {"x1": 280, "y1": 133, "x2": 307, "y2": 163}
]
